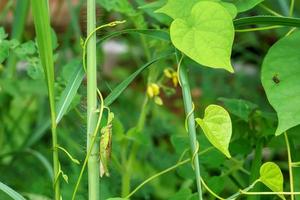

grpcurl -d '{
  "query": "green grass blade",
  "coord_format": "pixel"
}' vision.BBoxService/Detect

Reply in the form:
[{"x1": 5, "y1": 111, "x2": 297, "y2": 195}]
[
  {"x1": 104, "y1": 52, "x2": 173, "y2": 106},
  {"x1": 31, "y1": 0, "x2": 60, "y2": 199},
  {"x1": 56, "y1": 64, "x2": 85, "y2": 124},
  {"x1": 0, "y1": 181, "x2": 26, "y2": 200},
  {"x1": 234, "y1": 16, "x2": 300, "y2": 28}
]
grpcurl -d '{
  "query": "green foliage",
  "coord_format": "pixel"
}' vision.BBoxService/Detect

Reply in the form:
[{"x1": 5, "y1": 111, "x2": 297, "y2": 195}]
[
  {"x1": 219, "y1": 97, "x2": 258, "y2": 122},
  {"x1": 259, "y1": 162, "x2": 285, "y2": 200},
  {"x1": 196, "y1": 105, "x2": 232, "y2": 158},
  {"x1": 261, "y1": 31, "x2": 300, "y2": 135},
  {"x1": 229, "y1": 0, "x2": 264, "y2": 12}
]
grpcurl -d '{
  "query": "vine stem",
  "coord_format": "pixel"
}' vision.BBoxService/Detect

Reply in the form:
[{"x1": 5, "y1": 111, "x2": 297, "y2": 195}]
[
  {"x1": 178, "y1": 58, "x2": 203, "y2": 200},
  {"x1": 125, "y1": 147, "x2": 213, "y2": 199},
  {"x1": 284, "y1": 132, "x2": 294, "y2": 200}
]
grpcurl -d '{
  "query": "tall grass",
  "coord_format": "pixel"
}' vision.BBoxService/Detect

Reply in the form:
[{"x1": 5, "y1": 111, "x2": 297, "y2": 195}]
[{"x1": 31, "y1": 0, "x2": 60, "y2": 199}]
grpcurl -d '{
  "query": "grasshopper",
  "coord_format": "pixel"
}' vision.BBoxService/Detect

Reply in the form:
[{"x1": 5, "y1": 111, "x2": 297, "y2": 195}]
[{"x1": 99, "y1": 112, "x2": 114, "y2": 177}]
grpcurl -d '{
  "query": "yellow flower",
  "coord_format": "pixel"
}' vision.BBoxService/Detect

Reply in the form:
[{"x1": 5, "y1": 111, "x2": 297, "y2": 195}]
[
  {"x1": 147, "y1": 83, "x2": 160, "y2": 98},
  {"x1": 164, "y1": 68, "x2": 173, "y2": 78},
  {"x1": 164, "y1": 68, "x2": 178, "y2": 87},
  {"x1": 171, "y1": 72, "x2": 178, "y2": 87}
]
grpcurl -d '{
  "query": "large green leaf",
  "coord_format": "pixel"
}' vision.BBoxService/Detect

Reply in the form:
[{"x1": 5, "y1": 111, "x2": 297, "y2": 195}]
[
  {"x1": 0, "y1": 181, "x2": 26, "y2": 200},
  {"x1": 230, "y1": 0, "x2": 264, "y2": 12},
  {"x1": 196, "y1": 104, "x2": 232, "y2": 158},
  {"x1": 261, "y1": 31, "x2": 300, "y2": 135},
  {"x1": 259, "y1": 162, "x2": 285, "y2": 200},
  {"x1": 170, "y1": 1, "x2": 234, "y2": 72}
]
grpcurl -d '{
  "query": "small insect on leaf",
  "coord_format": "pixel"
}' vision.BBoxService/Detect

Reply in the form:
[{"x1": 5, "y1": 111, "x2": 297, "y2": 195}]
[
  {"x1": 272, "y1": 74, "x2": 280, "y2": 84},
  {"x1": 100, "y1": 112, "x2": 114, "y2": 177}
]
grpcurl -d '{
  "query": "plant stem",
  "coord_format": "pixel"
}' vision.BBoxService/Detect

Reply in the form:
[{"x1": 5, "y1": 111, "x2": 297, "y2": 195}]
[
  {"x1": 289, "y1": 0, "x2": 295, "y2": 16},
  {"x1": 31, "y1": 0, "x2": 60, "y2": 199},
  {"x1": 284, "y1": 132, "x2": 294, "y2": 200},
  {"x1": 178, "y1": 63, "x2": 203, "y2": 200},
  {"x1": 125, "y1": 147, "x2": 213, "y2": 199},
  {"x1": 87, "y1": 0, "x2": 99, "y2": 199},
  {"x1": 247, "y1": 139, "x2": 263, "y2": 200},
  {"x1": 235, "y1": 25, "x2": 282, "y2": 32}
]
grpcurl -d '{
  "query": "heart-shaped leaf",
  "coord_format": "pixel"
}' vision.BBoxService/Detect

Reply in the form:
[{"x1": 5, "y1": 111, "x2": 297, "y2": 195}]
[
  {"x1": 196, "y1": 104, "x2": 232, "y2": 158},
  {"x1": 170, "y1": 1, "x2": 234, "y2": 72},
  {"x1": 259, "y1": 162, "x2": 285, "y2": 200},
  {"x1": 261, "y1": 31, "x2": 300, "y2": 135}
]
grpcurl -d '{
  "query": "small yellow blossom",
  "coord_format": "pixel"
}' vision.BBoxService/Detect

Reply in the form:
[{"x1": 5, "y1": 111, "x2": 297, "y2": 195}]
[{"x1": 147, "y1": 83, "x2": 160, "y2": 98}]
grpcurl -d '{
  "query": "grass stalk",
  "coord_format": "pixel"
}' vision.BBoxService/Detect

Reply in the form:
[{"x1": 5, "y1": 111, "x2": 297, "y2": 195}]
[
  {"x1": 31, "y1": 0, "x2": 60, "y2": 199},
  {"x1": 86, "y1": 0, "x2": 100, "y2": 199},
  {"x1": 178, "y1": 62, "x2": 203, "y2": 200}
]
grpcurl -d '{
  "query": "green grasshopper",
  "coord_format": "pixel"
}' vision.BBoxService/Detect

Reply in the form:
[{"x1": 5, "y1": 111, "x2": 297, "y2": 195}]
[{"x1": 99, "y1": 111, "x2": 114, "y2": 177}]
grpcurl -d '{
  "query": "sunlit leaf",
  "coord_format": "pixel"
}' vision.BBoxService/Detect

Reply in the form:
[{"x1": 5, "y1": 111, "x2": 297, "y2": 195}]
[
  {"x1": 261, "y1": 31, "x2": 300, "y2": 135},
  {"x1": 170, "y1": 1, "x2": 234, "y2": 72},
  {"x1": 196, "y1": 104, "x2": 232, "y2": 158},
  {"x1": 259, "y1": 162, "x2": 285, "y2": 200}
]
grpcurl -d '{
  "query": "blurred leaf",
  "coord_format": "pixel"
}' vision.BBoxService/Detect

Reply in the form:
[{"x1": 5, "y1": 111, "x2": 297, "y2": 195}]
[
  {"x1": 96, "y1": 0, "x2": 135, "y2": 15},
  {"x1": 25, "y1": 149, "x2": 53, "y2": 180},
  {"x1": 0, "y1": 181, "x2": 26, "y2": 200},
  {"x1": 0, "y1": 27, "x2": 8, "y2": 40},
  {"x1": 219, "y1": 97, "x2": 258, "y2": 121},
  {"x1": 15, "y1": 41, "x2": 36, "y2": 58},
  {"x1": 230, "y1": 0, "x2": 264, "y2": 12},
  {"x1": 207, "y1": 176, "x2": 225, "y2": 194},
  {"x1": 259, "y1": 162, "x2": 285, "y2": 200},
  {"x1": 170, "y1": 1, "x2": 234, "y2": 72},
  {"x1": 261, "y1": 31, "x2": 300, "y2": 135},
  {"x1": 196, "y1": 104, "x2": 232, "y2": 158},
  {"x1": 106, "y1": 198, "x2": 128, "y2": 200},
  {"x1": 167, "y1": 188, "x2": 192, "y2": 200},
  {"x1": 171, "y1": 135, "x2": 189, "y2": 154},
  {"x1": 0, "y1": 41, "x2": 10, "y2": 64}
]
